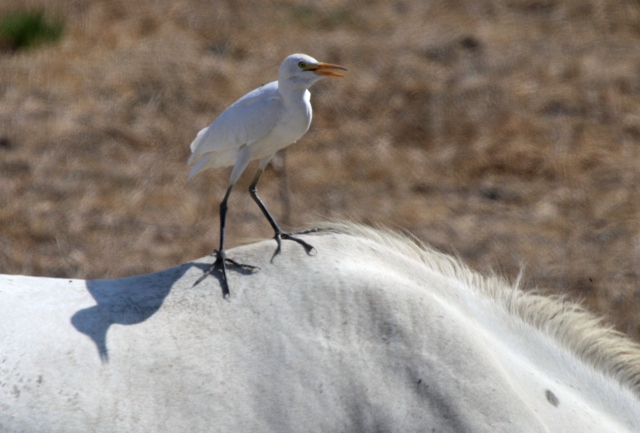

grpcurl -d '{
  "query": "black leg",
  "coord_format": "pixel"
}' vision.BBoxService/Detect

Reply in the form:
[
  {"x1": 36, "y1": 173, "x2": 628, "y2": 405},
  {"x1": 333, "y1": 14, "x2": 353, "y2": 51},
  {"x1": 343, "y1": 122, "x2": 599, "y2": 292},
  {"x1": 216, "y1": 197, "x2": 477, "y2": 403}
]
[
  {"x1": 193, "y1": 185, "x2": 257, "y2": 297},
  {"x1": 249, "y1": 169, "x2": 316, "y2": 260}
]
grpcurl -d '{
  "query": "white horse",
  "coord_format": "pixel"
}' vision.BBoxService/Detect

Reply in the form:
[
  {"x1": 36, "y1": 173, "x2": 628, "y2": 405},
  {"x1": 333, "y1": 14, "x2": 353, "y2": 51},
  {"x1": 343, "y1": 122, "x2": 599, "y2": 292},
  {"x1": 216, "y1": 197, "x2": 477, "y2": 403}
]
[{"x1": 1, "y1": 223, "x2": 639, "y2": 432}]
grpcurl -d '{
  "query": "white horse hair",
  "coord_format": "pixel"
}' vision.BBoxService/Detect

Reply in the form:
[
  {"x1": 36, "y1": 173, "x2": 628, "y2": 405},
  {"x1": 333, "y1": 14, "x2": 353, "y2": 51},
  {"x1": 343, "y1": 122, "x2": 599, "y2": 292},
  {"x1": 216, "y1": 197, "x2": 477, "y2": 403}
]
[
  {"x1": 322, "y1": 223, "x2": 640, "y2": 396},
  {"x1": 1, "y1": 222, "x2": 639, "y2": 432}
]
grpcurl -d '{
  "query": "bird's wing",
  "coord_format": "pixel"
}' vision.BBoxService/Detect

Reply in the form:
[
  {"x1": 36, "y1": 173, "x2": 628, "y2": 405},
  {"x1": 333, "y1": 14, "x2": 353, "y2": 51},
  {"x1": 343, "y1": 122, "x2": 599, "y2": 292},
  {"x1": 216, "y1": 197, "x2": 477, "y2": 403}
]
[{"x1": 188, "y1": 81, "x2": 282, "y2": 165}]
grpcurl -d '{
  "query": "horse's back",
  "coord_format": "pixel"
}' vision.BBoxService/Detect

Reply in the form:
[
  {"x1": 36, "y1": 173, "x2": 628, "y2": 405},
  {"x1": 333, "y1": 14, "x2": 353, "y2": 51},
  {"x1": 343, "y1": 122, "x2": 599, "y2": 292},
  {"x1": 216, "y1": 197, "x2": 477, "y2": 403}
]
[{"x1": 1, "y1": 227, "x2": 638, "y2": 432}]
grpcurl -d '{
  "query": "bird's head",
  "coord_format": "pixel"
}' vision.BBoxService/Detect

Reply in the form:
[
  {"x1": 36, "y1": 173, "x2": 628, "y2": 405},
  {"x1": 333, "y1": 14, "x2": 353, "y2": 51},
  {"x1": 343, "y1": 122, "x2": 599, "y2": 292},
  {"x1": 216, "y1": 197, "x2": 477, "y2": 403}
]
[{"x1": 279, "y1": 53, "x2": 347, "y2": 89}]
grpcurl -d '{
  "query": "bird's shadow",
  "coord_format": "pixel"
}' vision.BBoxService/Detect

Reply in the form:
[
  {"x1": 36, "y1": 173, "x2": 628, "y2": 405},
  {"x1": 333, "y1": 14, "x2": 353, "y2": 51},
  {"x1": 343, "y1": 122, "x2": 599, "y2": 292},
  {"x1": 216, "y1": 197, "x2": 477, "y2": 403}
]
[{"x1": 71, "y1": 261, "x2": 216, "y2": 363}]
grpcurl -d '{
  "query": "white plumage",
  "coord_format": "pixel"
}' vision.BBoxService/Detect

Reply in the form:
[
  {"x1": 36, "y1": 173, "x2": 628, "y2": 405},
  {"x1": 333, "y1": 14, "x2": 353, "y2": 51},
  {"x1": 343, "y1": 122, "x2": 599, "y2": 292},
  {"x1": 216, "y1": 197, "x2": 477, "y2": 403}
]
[{"x1": 188, "y1": 53, "x2": 346, "y2": 296}]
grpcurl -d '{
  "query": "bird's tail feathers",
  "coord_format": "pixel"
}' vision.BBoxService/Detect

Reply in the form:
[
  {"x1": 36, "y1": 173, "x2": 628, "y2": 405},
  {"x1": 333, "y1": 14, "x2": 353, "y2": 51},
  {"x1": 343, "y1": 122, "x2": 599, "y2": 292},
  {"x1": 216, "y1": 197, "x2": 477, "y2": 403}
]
[
  {"x1": 190, "y1": 127, "x2": 208, "y2": 152},
  {"x1": 187, "y1": 127, "x2": 210, "y2": 165},
  {"x1": 188, "y1": 154, "x2": 214, "y2": 179}
]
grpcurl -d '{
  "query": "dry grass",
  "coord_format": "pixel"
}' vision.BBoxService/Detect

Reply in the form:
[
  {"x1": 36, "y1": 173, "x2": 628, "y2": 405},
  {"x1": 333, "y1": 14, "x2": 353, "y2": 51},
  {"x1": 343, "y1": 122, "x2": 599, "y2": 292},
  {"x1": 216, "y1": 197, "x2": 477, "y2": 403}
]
[{"x1": 2, "y1": 0, "x2": 640, "y2": 339}]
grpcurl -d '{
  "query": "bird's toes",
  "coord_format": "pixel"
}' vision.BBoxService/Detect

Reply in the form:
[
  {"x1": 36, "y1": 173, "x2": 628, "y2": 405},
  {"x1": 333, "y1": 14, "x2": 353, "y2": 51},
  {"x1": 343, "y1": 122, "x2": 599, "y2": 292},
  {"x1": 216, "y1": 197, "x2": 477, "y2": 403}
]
[
  {"x1": 296, "y1": 241, "x2": 315, "y2": 256},
  {"x1": 225, "y1": 258, "x2": 260, "y2": 272},
  {"x1": 294, "y1": 227, "x2": 322, "y2": 236},
  {"x1": 192, "y1": 255, "x2": 229, "y2": 296},
  {"x1": 191, "y1": 272, "x2": 210, "y2": 288},
  {"x1": 270, "y1": 236, "x2": 284, "y2": 263},
  {"x1": 281, "y1": 233, "x2": 316, "y2": 256}
]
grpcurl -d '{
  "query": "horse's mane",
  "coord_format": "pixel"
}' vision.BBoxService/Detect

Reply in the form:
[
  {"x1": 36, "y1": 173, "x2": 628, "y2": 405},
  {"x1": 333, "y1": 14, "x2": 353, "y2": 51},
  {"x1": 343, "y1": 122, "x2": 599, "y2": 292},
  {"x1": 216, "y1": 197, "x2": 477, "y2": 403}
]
[{"x1": 311, "y1": 222, "x2": 640, "y2": 398}]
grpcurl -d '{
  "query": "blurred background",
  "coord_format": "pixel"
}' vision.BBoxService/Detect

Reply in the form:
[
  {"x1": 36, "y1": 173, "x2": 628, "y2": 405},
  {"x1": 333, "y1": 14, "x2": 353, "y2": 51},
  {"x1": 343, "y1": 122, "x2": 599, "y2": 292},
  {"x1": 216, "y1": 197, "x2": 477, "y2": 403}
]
[{"x1": 1, "y1": 0, "x2": 640, "y2": 340}]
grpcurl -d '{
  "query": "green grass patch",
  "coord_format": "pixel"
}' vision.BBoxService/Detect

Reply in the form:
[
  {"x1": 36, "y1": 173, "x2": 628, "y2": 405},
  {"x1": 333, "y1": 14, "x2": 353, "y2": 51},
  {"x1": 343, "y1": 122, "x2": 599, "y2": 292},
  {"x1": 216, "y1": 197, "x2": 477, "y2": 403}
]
[{"x1": 0, "y1": 10, "x2": 63, "y2": 52}]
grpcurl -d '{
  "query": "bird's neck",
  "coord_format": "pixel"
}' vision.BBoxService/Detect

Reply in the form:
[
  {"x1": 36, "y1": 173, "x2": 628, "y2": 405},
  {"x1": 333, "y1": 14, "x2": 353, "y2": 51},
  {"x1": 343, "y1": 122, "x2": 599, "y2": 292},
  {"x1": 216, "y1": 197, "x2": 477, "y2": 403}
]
[
  {"x1": 280, "y1": 88, "x2": 310, "y2": 105},
  {"x1": 278, "y1": 77, "x2": 314, "y2": 102}
]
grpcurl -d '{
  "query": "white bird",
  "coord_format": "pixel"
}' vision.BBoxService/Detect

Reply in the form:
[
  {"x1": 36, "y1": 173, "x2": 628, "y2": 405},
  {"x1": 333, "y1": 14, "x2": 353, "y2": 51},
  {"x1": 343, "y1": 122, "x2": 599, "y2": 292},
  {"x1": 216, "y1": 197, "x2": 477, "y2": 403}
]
[{"x1": 188, "y1": 53, "x2": 347, "y2": 296}]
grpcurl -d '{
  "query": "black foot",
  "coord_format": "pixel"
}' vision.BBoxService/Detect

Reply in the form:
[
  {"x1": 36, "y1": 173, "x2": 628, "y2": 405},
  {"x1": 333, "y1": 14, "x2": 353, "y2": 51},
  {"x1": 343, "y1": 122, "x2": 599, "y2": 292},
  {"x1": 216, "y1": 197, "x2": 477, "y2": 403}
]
[
  {"x1": 291, "y1": 227, "x2": 323, "y2": 236},
  {"x1": 271, "y1": 231, "x2": 316, "y2": 262},
  {"x1": 192, "y1": 249, "x2": 258, "y2": 298}
]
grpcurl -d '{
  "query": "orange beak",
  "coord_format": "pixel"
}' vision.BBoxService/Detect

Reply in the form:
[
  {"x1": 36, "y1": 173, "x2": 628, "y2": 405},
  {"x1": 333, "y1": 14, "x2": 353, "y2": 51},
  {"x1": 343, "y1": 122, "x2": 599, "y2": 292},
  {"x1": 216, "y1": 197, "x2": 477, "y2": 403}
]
[{"x1": 312, "y1": 62, "x2": 347, "y2": 78}]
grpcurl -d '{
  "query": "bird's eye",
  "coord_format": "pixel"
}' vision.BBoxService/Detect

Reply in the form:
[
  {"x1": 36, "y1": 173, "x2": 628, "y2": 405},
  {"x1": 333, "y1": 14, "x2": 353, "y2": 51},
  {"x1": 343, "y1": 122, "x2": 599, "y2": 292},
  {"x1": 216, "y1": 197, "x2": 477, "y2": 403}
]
[{"x1": 298, "y1": 62, "x2": 307, "y2": 69}]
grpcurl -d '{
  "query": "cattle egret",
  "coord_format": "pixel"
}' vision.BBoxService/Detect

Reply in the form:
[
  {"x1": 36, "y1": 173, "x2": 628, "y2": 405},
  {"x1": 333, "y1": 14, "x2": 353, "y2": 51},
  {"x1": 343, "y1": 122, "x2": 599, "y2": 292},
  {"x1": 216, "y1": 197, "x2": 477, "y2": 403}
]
[{"x1": 188, "y1": 53, "x2": 347, "y2": 296}]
